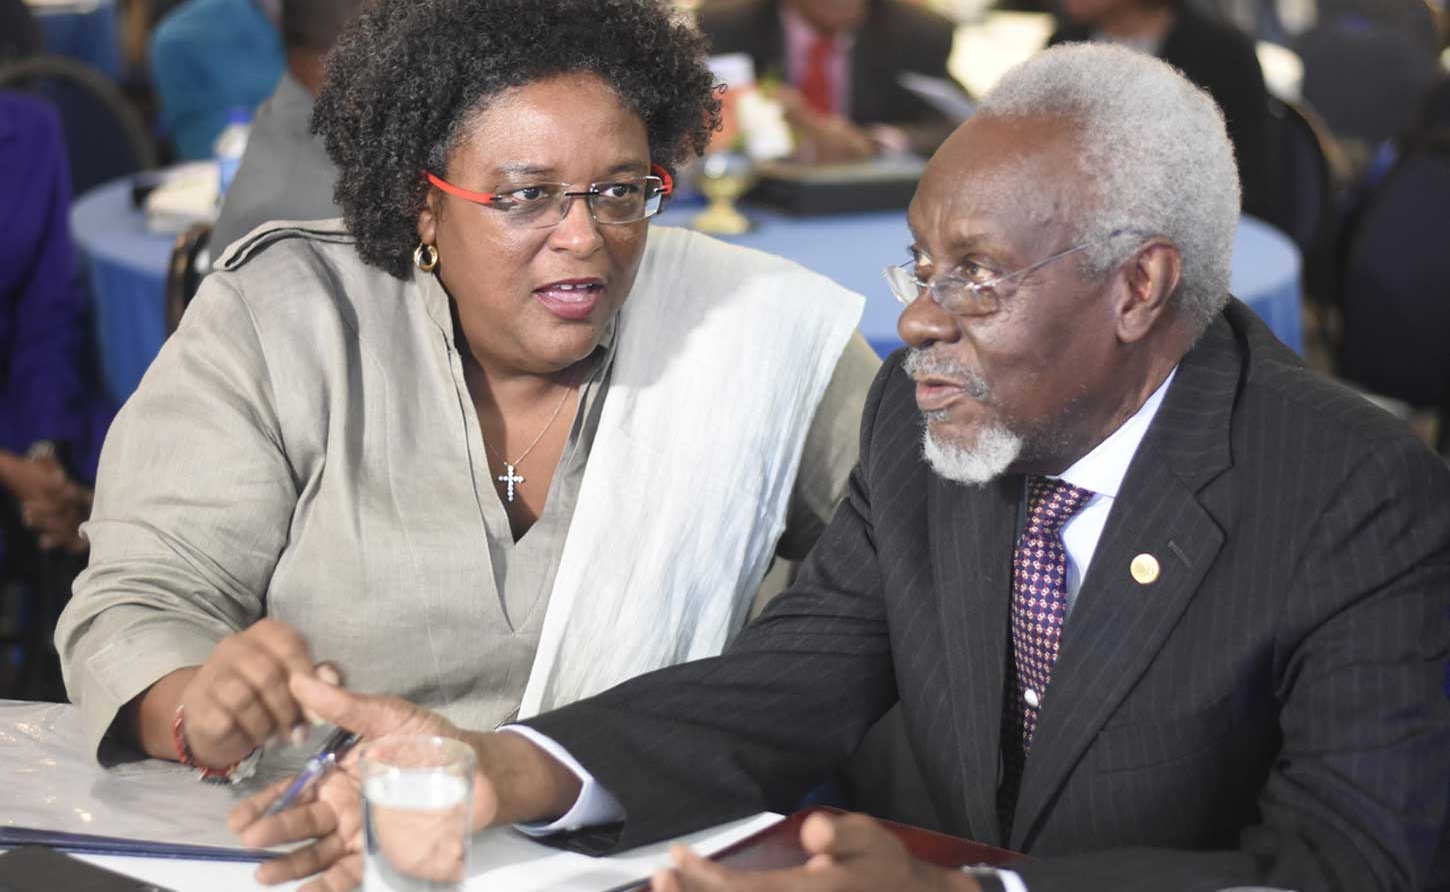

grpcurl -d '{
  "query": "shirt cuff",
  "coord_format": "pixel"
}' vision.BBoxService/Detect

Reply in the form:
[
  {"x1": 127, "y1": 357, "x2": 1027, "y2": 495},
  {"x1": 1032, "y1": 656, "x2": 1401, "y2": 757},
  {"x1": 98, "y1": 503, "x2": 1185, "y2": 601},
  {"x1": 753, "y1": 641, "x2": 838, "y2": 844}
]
[
  {"x1": 498, "y1": 725, "x2": 625, "y2": 836},
  {"x1": 962, "y1": 867, "x2": 1028, "y2": 892}
]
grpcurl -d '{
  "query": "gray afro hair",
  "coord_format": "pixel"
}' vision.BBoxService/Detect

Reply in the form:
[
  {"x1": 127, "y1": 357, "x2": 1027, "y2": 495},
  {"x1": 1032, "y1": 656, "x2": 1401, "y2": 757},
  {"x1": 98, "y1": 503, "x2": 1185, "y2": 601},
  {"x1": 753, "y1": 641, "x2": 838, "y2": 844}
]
[{"x1": 979, "y1": 43, "x2": 1241, "y2": 331}]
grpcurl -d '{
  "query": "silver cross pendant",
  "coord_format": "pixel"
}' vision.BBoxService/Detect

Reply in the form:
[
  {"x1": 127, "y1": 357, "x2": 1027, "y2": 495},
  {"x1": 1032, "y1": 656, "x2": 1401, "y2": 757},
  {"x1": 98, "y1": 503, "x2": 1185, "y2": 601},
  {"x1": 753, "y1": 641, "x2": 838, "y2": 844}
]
[{"x1": 497, "y1": 464, "x2": 525, "y2": 503}]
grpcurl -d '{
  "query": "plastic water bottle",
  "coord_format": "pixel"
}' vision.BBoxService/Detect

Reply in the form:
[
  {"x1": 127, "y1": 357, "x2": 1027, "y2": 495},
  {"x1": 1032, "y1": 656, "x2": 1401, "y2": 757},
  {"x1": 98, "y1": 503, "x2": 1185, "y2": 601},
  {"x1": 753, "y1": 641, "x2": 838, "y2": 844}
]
[{"x1": 214, "y1": 107, "x2": 252, "y2": 200}]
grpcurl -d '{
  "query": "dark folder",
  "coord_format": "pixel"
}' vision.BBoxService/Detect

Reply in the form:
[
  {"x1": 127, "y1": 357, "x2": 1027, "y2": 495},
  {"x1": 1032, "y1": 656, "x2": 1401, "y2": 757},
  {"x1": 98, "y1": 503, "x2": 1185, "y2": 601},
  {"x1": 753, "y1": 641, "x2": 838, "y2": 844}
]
[{"x1": 0, "y1": 827, "x2": 271, "y2": 862}]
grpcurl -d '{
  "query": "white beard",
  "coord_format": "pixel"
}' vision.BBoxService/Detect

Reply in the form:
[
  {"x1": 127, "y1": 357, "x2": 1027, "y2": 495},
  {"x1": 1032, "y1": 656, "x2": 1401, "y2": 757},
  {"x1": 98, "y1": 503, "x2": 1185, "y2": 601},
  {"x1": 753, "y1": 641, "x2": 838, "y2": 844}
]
[
  {"x1": 922, "y1": 421, "x2": 1023, "y2": 485},
  {"x1": 906, "y1": 348, "x2": 1024, "y2": 485}
]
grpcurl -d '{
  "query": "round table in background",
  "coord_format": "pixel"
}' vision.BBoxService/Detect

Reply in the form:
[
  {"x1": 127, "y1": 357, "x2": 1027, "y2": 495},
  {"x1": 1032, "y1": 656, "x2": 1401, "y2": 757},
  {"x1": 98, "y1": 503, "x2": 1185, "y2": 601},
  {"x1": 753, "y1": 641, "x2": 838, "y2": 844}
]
[
  {"x1": 71, "y1": 180, "x2": 1304, "y2": 406},
  {"x1": 70, "y1": 175, "x2": 172, "y2": 405}
]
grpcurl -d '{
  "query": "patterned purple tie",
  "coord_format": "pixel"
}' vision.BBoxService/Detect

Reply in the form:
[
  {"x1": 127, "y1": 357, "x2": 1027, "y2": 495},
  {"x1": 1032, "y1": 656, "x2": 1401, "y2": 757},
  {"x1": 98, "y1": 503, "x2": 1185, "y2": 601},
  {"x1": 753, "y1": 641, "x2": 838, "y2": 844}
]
[{"x1": 999, "y1": 476, "x2": 1094, "y2": 826}]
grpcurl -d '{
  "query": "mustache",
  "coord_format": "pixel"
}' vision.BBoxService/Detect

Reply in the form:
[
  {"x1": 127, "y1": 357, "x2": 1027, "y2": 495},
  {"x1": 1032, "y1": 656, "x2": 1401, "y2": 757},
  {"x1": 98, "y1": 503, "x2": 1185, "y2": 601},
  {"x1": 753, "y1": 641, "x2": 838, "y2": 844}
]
[{"x1": 903, "y1": 348, "x2": 992, "y2": 402}]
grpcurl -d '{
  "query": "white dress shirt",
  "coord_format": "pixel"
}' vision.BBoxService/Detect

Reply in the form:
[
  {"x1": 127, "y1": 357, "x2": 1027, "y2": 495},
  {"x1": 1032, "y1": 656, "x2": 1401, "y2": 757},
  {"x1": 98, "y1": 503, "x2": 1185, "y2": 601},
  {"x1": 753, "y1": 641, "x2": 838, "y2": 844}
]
[{"x1": 502, "y1": 368, "x2": 1179, "y2": 892}]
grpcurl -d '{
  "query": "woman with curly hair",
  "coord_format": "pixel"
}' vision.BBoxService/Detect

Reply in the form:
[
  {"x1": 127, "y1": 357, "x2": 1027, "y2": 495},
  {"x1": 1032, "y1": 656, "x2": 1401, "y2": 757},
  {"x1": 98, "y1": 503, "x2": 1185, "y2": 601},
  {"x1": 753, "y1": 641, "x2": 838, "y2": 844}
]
[{"x1": 56, "y1": 0, "x2": 878, "y2": 777}]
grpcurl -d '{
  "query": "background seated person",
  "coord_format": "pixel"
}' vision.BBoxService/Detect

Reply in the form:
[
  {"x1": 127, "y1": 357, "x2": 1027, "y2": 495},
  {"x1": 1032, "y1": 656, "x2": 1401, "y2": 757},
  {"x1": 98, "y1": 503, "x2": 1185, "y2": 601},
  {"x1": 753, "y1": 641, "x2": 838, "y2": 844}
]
[
  {"x1": 211, "y1": 0, "x2": 360, "y2": 253},
  {"x1": 56, "y1": 0, "x2": 879, "y2": 777},
  {"x1": 149, "y1": 0, "x2": 284, "y2": 160},
  {"x1": 697, "y1": 0, "x2": 962, "y2": 162},
  {"x1": 1048, "y1": 0, "x2": 1275, "y2": 221},
  {"x1": 0, "y1": 91, "x2": 111, "y2": 696},
  {"x1": 233, "y1": 44, "x2": 1450, "y2": 892}
]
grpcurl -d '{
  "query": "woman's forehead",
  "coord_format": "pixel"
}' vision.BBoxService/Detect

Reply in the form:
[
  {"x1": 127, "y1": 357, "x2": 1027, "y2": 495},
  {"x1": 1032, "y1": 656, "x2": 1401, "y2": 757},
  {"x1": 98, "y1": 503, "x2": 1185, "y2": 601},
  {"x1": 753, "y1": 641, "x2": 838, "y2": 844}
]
[{"x1": 448, "y1": 75, "x2": 650, "y2": 176}]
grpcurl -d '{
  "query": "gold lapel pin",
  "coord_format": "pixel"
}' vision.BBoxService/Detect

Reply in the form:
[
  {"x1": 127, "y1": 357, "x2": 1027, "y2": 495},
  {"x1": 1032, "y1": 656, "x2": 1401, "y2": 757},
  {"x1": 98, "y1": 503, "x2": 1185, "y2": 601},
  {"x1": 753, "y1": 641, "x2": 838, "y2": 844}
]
[{"x1": 1130, "y1": 553, "x2": 1160, "y2": 585}]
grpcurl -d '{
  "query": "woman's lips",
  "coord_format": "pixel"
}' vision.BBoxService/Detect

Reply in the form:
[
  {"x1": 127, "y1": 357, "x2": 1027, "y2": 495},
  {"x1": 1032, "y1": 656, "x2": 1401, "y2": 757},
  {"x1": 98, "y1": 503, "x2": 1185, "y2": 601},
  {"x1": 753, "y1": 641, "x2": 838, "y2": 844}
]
[{"x1": 533, "y1": 280, "x2": 604, "y2": 321}]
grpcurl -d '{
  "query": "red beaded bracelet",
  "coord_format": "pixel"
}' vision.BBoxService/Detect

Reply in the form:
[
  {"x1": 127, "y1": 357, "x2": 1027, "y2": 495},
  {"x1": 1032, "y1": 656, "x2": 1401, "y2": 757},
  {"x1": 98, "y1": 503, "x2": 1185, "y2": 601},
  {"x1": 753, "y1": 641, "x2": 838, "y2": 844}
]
[{"x1": 172, "y1": 705, "x2": 255, "y2": 784}]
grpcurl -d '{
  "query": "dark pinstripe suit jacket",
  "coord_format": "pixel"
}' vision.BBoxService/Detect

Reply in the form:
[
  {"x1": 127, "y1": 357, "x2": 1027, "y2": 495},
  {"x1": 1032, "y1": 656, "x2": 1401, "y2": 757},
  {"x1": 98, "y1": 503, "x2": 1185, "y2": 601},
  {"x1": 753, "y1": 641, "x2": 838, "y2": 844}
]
[{"x1": 526, "y1": 301, "x2": 1450, "y2": 891}]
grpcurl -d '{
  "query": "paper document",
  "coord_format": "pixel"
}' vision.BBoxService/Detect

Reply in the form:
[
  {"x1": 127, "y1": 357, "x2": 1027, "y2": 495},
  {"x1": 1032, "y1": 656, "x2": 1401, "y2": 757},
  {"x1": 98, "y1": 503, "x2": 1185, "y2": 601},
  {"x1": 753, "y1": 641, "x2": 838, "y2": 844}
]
[{"x1": 465, "y1": 813, "x2": 782, "y2": 891}]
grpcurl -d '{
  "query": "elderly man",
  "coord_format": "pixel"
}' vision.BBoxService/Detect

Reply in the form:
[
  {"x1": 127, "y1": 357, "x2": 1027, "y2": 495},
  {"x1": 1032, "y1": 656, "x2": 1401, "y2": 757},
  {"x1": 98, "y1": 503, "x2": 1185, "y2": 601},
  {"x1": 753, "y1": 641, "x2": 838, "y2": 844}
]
[{"x1": 232, "y1": 45, "x2": 1450, "y2": 892}]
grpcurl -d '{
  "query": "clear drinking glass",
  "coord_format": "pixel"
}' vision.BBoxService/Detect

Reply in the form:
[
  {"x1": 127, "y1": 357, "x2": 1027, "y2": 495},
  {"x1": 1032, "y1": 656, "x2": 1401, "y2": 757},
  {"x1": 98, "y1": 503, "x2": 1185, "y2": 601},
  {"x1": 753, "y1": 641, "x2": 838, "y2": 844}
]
[{"x1": 360, "y1": 735, "x2": 476, "y2": 892}]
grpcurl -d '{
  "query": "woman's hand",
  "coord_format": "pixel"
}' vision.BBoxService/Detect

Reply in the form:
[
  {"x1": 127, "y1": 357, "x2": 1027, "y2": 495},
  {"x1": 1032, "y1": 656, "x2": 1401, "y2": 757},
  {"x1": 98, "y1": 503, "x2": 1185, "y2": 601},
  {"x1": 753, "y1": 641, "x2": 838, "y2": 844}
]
[{"x1": 176, "y1": 619, "x2": 332, "y2": 769}]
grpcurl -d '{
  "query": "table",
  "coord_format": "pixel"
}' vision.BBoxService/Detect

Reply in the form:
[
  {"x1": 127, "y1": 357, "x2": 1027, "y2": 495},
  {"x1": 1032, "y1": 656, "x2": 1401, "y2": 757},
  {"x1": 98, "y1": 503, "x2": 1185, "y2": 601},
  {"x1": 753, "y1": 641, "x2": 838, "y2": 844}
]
[
  {"x1": 70, "y1": 175, "x2": 172, "y2": 405},
  {"x1": 26, "y1": 0, "x2": 122, "y2": 79},
  {"x1": 70, "y1": 176, "x2": 1303, "y2": 405},
  {"x1": 0, "y1": 700, "x2": 780, "y2": 891}
]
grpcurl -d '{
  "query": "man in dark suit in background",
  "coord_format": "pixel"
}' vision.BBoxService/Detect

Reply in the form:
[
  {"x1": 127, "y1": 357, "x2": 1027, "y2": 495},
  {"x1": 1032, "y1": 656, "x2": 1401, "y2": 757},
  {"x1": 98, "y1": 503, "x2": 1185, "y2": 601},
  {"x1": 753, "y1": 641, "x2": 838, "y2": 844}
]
[
  {"x1": 697, "y1": 0, "x2": 961, "y2": 161},
  {"x1": 233, "y1": 44, "x2": 1450, "y2": 892}
]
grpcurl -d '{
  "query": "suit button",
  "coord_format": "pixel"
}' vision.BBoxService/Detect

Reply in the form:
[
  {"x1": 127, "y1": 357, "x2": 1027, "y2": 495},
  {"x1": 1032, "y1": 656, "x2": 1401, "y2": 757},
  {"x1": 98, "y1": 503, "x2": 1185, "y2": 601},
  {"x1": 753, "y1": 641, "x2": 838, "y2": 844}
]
[{"x1": 1024, "y1": 688, "x2": 1041, "y2": 708}]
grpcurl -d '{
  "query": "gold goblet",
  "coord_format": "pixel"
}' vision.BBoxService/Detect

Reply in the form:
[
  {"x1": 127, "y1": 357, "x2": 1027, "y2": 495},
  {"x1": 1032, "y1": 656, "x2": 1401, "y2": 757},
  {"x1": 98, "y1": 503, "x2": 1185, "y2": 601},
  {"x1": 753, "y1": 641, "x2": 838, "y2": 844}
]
[{"x1": 691, "y1": 151, "x2": 756, "y2": 236}]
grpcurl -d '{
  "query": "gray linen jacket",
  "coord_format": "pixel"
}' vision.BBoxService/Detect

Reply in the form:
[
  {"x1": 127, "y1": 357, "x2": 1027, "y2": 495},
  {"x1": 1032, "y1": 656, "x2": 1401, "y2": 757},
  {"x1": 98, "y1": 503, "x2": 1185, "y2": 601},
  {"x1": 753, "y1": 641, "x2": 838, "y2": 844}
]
[{"x1": 56, "y1": 221, "x2": 879, "y2": 759}]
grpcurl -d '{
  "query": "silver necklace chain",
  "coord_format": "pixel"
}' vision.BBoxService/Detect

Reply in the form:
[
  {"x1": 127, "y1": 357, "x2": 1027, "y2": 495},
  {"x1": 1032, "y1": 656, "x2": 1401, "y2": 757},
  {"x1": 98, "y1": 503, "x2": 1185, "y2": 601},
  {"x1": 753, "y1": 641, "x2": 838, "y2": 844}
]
[{"x1": 482, "y1": 371, "x2": 581, "y2": 504}]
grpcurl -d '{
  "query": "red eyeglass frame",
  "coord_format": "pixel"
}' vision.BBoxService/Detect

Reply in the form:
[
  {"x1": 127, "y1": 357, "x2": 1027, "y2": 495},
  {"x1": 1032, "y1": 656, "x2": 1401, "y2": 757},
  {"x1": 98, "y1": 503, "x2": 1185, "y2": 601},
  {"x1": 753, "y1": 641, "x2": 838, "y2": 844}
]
[{"x1": 424, "y1": 164, "x2": 674, "y2": 207}]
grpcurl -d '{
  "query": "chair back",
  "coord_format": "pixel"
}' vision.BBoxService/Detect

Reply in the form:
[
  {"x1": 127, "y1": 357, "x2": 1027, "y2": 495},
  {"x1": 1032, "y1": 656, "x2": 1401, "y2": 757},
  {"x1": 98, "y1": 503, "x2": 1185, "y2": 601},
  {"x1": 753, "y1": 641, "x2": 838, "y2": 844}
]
[
  {"x1": 1295, "y1": 18, "x2": 1438, "y2": 146},
  {"x1": 165, "y1": 222, "x2": 213, "y2": 334},
  {"x1": 1267, "y1": 98, "x2": 1335, "y2": 255},
  {"x1": 1336, "y1": 138, "x2": 1450, "y2": 416},
  {"x1": 0, "y1": 55, "x2": 156, "y2": 195}
]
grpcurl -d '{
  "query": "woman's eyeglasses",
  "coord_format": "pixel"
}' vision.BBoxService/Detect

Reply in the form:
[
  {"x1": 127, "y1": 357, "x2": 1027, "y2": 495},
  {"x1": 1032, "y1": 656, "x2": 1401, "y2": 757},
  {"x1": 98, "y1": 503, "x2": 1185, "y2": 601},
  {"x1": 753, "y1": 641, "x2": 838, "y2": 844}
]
[{"x1": 425, "y1": 165, "x2": 674, "y2": 229}]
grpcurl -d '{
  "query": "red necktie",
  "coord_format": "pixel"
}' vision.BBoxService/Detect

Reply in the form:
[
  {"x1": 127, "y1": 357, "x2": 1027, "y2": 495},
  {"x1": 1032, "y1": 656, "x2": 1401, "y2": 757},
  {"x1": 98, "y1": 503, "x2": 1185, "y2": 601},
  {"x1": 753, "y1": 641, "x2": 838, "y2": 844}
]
[
  {"x1": 998, "y1": 476, "x2": 1094, "y2": 830},
  {"x1": 800, "y1": 34, "x2": 835, "y2": 116}
]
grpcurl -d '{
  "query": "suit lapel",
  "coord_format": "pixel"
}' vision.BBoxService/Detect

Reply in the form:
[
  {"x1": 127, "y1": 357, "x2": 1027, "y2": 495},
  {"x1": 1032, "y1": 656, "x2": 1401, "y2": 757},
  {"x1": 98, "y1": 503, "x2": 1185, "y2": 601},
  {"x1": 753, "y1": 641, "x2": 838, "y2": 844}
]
[
  {"x1": 930, "y1": 470, "x2": 1018, "y2": 846},
  {"x1": 1008, "y1": 315, "x2": 1244, "y2": 848}
]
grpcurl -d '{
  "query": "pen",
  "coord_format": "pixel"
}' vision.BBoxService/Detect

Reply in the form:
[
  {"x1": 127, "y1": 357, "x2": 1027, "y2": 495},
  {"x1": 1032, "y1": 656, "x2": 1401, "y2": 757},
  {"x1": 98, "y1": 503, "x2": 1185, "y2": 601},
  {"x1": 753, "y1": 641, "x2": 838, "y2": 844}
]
[{"x1": 261, "y1": 725, "x2": 361, "y2": 818}]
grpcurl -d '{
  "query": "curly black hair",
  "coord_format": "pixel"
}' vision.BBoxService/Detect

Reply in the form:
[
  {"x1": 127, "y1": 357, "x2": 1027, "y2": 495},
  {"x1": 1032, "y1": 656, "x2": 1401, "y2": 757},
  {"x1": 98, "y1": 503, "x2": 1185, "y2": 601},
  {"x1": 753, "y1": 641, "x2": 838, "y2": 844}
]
[{"x1": 313, "y1": 0, "x2": 721, "y2": 279}]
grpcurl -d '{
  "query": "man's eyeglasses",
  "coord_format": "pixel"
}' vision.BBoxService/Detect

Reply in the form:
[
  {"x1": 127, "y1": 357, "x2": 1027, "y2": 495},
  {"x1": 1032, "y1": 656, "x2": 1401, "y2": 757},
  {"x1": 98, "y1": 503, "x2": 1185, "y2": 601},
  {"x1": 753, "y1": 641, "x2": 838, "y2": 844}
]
[
  {"x1": 883, "y1": 230, "x2": 1132, "y2": 318},
  {"x1": 424, "y1": 164, "x2": 674, "y2": 229}
]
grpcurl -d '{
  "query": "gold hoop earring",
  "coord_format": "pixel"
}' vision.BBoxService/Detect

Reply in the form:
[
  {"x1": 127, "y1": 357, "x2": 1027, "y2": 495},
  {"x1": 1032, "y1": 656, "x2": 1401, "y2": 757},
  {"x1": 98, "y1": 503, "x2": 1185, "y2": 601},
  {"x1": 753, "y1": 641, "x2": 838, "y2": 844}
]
[{"x1": 413, "y1": 242, "x2": 439, "y2": 272}]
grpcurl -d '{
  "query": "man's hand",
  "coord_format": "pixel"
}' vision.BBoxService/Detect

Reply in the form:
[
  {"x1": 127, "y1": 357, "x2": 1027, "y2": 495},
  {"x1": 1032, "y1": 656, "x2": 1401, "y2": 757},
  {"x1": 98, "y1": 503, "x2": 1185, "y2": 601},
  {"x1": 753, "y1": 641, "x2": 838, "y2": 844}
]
[
  {"x1": 230, "y1": 673, "x2": 583, "y2": 890},
  {"x1": 774, "y1": 86, "x2": 876, "y2": 164},
  {"x1": 229, "y1": 673, "x2": 461, "y2": 890},
  {"x1": 7, "y1": 451, "x2": 92, "y2": 553},
  {"x1": 652, "y1": 812, "x2": 981, "y2": 892}
]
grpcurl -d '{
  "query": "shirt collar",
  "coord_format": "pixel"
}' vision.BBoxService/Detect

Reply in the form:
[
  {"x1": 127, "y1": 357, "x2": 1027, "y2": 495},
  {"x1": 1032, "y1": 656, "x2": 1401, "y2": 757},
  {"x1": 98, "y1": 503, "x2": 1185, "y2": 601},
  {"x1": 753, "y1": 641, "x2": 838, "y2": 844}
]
[
  {"x1": 780, "y1": 4, "x2": 857, "y2": 58},
  {"x1": 1055, "y1": 367, "x2": 1177, "y2": 499}
]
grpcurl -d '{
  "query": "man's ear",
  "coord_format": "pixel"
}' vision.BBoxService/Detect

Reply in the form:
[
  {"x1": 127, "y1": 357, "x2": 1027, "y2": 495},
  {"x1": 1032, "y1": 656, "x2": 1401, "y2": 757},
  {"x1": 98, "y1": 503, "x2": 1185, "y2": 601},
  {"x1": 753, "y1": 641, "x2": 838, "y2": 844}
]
[
  {"x1": 1115, "y1": 239, "x2": 1181, "y2": 344},
  {"x1": 417, "y1": 186, "x2": 441, "y2": 246}
]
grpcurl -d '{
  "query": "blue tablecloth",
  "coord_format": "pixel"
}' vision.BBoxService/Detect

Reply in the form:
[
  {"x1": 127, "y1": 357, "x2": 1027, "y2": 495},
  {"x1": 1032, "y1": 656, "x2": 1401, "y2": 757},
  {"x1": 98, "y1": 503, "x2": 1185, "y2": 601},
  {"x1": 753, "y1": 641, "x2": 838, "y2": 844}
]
[
  {"x1": 70, "y1": 178, "x2": 1304, "y2": 405},
  {"x1": 29, "y1": 0, "x2": 122, "y2": 79},
  {"x1": 70, "y1": 176, "x2": 171, "y2": 405}
]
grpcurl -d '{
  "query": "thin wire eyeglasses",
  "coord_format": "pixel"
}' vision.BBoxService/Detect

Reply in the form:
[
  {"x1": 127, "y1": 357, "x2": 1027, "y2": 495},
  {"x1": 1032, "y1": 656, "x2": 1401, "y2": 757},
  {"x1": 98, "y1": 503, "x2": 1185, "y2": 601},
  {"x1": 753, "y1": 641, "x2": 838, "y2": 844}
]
[
  {"x1": 883, "y1": 229, "x2": 1133, "y2": 318},
  {"x1": 424, "y1": 164, "x2": 674, "y2": 230}
]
